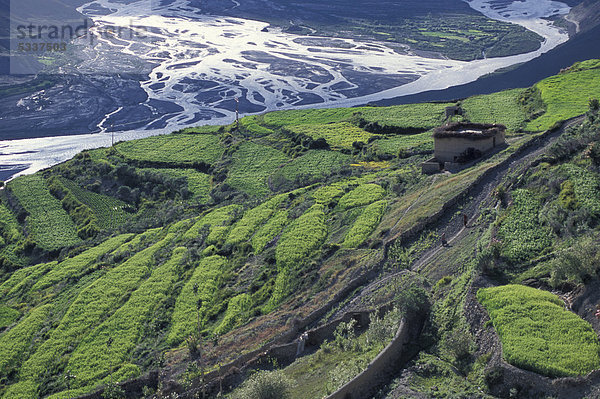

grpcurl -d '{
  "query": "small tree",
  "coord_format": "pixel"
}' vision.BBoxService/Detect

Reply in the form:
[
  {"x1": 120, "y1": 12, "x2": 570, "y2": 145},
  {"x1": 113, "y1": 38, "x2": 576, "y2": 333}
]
[{"x1": 589, "y1": 98, "x2": 600, "y2": 111}]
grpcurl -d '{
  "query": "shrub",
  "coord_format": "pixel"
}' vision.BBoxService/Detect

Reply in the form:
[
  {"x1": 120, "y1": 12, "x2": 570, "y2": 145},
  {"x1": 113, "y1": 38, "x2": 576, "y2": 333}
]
[{"x1": 233, "y1": 370, "x2": 293, "y2": 399}]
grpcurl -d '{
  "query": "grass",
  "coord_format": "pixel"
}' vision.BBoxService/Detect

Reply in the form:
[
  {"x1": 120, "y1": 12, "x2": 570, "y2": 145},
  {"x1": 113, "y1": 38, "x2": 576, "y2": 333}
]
[
  {"x1": 8, "y1": 175, "x2": 81, "y2": 251},
  {"x1": 0, "y1": 305, "x2": 52, "y2": 379},
  {"x1": 287, "y1": 123, "x2": 378, "y2": 150},
  {"x1": 115, "y1": 134, "x2": 224, "y2": 165},
  {"x1": 497, "y1": 189, "x2": 553, "y2": 263},
  {"x1": 338, "y1": 183, "x2": 386, "y2": 209},
  {"x1": 270, "y1": 204, "x2": 327, "y2": 307},
  {"x1": 527, "y1": 64, "x2": 600, "y2": 131},
  {"x1": 64, "y1": 247, "x2": 188, "y2": 391},
  {"x1": 30, "y1": 234, "x2": 134, "y2": 293},
  {"x1": 58, "y1": 178, "x2": 130, "y2": 229},
  {"x1": 227, "y1": 142, "x2": 289, "y2": 196},
  {"x1": 461, "y1": 89, "x2": 529, "y2": 132},
  {"x1": 372, "y1": 132, "x2": 433, "y2": 156},
  {"x1": 274, "y1": 150, "x2": 351, "y2": 182},
  {"x1": 358, "y1": 103, "x2": 450, "y2": 129},
  {"x1": 0, "y1": 304, "x2": 20, "y2": 328},
  {"x1": 342, "y1": 200, "x2": 387, "y2": 248},
  {"x1": 477, "y1": 284, "x2": 600, "y2": 377},
  {"x1": 226, "y1": 193, "x2": 289, "y2": 246},
  {"x1": 11, "y1": 232, "x2": 174, "y2": 396},
  {"x1": 251, "y1": 209, "x2": 289, "y2": 253},
  {"x1": 183, "y1": 205, "x2": 241, "y2": 241},
  {"x1": 167, "y1": 255, "x2": 227, "y2": 345}
]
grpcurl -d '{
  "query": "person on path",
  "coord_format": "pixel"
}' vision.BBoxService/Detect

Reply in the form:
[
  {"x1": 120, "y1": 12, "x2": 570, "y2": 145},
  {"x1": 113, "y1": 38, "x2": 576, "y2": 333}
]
[
  {"x1": 441, "y1": 233, "x2": 447, "y2": 247},
  {"x1": 463, "y1": 213, "x2": 468, "y2": 228}
]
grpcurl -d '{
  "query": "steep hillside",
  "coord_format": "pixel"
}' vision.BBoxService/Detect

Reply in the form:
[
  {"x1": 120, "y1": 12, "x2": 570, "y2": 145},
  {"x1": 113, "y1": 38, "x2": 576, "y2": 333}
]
[{"x1": 0, "y1": 61, "x2": 599, "y2": 399}]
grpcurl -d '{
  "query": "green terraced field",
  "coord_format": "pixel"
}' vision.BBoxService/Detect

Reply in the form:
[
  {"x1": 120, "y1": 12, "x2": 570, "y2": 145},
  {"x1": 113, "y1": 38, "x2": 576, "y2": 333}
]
[
  {"x1": 358, "y1": 103, "x2": 450, "y2": 129},
  {"x1": 262, "y1": 108, "x2": 358, "y2": 127},
  {"x1": 168, "y1": 255, "x2": 227, "y2": 345},
  {"x1": 274, "y1": 150, "x2": 351, "y2": 182},
  {"x1": 478, "y1": 285, "x2": 600, "y2": 377},
  {"x1": 287, "y1": 123, "x2": 378, "y2": 150},
  {"x1": 342, "y1": 200, "x2": 387, "y2": 248},
  {"x1": 227, "y1": 142, "x2": 289, "y2": 196},
  {"x1": 62, "y1": 247, "x2": 189, "y2": 393},
  {"x1": 252, "y1": 209, "x2": 289, "y2": 253},
  {"x1": 183, "y1": 204, "x2": 241, "y2": 241},
  {"x1": 461, "y1": 89, "x2": 529, "y2": 132},
  {"x1": 115, "y1": 134, "x2": 224, "y2": 165},
  {"x1": 59, "y1": 178, "x2": 130, "y2": 229},
  {"x1": 338, "y1": 183, "x2": 386, "y2": 209},
  {"x1": 4, "y1": 232, "x2": 173, "y2": 398},
  {"x1": 527, "y1": 63, "x2": 600, "y2": 131},
  {"x1": 557, "y1": 164, "x2": 600, "y2": 216},
  {"x1": 226, "y1": 193, "x2": 289, "y2": 246},
  {"x1": 373, "y1": 132, "x2": 433, "y2": 156},
  {"x1": 8, "y1": 175, "x2": 81, "y2": 251}
]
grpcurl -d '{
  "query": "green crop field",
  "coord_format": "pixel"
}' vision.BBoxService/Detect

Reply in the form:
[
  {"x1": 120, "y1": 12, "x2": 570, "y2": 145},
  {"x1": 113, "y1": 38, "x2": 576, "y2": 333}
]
[
  {"x1": 274, "y1": 150, "x2": 351, "y2": 183},
  {"x1": 262, "y1": 108, "x2": 359, "y2": 127},
  {"x1": 477, "y1": 285, "x2": 600, "y2": 377},
  {"x1": 252, "y1": 209, "x2": 289, "y2": 253},
  {"x1": 115, "y1": 134, "x2": 224, "y2": 165},
  {"x1": 270, "y1": 203, "x2": 328, "y2": 307},
  {"x1": 4, "y1": 232, "x2": 174, "y2": 398},
  {"x1": 239, "y1": 115, "x2": 275, "y2": 136},
  {"x1": 0, "y1": 304, "x2": 20, "y2": 328},
  {"x1": 59, "y1": 178, "x2": 130, "y2": 229},
  {"x1": 226, "y1": 193, "x2": 288, "y2": 246},
  {"x1": 342, "y1": 200, "x2": 387, "y2": 248},
  {"x1": 287, "y1": 123, "x2": 378, "y2": 150},
  {"x1": 168, "y1": 255, "x2": 227, "y2": 345},
  {"x1": 461, "y1": 89, "x2": 529, "y2": 132},
  {"x1": 0, "y1": 305, "x2": 52, "y2": 379},
  {"x1": 527, "y1": 62, "x2": 600, "y2": 131},
  {"x1": 372, "y1": 132, "x2": 433, "y2": 156},
  {"x1": 8, "y1": 175, "x2": 81, "y2": 251},
  {"x1": 358, "y1": 103, "x2": 450, "y2": 129},
  {"x1": 338, "y1": 183, "x2": 386, "y2": 209},
  {"x1": 183, "y1": 204, "x2": 241, "y2": 241},
  {"x1": 497, "y1": 189, "x2": 553, "y2": 263},
  {"x1": 30, "y1": 234, "x2": 134, "y2": 293},
  {"x1": 61, "y1": 247, "x2": 189, "y2": 394},
  {"x1": 227, "y1": 142, "x2": 289, "y2": 196}
]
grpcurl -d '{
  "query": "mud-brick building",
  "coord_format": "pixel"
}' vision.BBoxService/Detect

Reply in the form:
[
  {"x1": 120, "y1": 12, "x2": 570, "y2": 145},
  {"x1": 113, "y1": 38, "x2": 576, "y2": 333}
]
[{"x1": 422, "y1": 122, "x2": 506, "y2": 174}]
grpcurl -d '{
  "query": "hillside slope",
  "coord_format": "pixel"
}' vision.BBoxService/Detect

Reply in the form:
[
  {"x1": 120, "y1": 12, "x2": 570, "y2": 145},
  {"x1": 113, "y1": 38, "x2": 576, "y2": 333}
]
[{"x1": 0, "y1": 61, "x2": 599, "y2": 399}]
